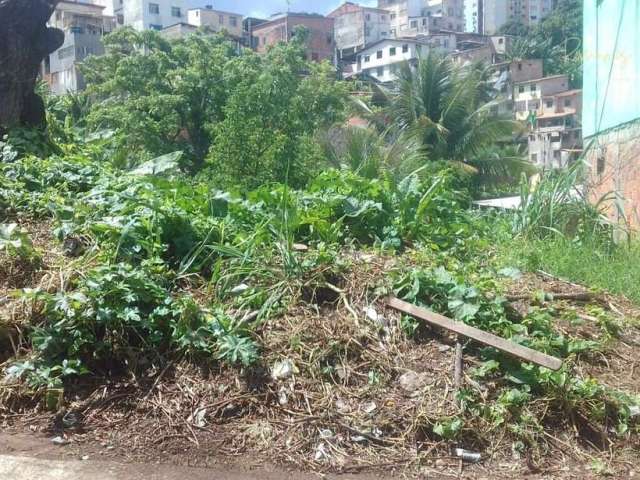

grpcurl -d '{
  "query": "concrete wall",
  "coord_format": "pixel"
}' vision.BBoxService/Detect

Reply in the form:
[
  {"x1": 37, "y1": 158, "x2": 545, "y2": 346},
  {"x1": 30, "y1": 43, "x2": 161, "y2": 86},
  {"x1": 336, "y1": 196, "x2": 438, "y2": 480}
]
[
  {"x1": 514, "y1": 75, "x2": 569, "y2": 120},
  {"x1": 355, "y1": 40, "x2": 424, "y2": 82},
  {"x1": 583, "y1": 0, "x2": 640, "y2": 138},
  {"x1": 330, "y1": 4, "x2": 390, "y2": 56}
]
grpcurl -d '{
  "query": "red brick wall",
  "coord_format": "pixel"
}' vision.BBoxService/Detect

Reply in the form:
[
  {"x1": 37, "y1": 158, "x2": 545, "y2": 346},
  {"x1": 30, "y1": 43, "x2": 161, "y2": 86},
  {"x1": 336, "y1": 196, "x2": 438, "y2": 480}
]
[
  {"x1": 586, "y1": 120, "x2": 640, "y2": 228},
  {"x1": 252, "y1": 15, "x2": 335, "y2": 62}
]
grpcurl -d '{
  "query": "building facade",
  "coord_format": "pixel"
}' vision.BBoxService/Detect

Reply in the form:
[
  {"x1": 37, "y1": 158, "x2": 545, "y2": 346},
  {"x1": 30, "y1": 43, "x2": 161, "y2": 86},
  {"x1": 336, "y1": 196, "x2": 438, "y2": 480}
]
[
  {"x1": 513, "y1": 74, "x2": 569, "y2": 121},
  {"x1": 328, "y1": 2, "x2": 391, "y2": 60},
  {"x1": 43, "y1": 0, "x2": 115, "y2": 94},
  {"x1": 251, "y1": 13, "x2": 335, "y2": 62},
  {"x1": 583, "y1": 0, "x2": 640, "y2": 228},
  {"x1": 352, "y1": 36, "x2": 455, "y2": 82},
  {"x1": 527, "y1": 89, "x2": 582, "y2": 169},
  {"x1": 119, "y1": 0, "x2": 188, "y2": 31},
  {"x1": 187, "y1": 7, "x2": 243, "y2": 37},
  {"x1": 377, "y1": 0, "x2": 464, "y2": 36},
  {"x1": 481, "y1": 0, "x2": 555, "y2": 35}
]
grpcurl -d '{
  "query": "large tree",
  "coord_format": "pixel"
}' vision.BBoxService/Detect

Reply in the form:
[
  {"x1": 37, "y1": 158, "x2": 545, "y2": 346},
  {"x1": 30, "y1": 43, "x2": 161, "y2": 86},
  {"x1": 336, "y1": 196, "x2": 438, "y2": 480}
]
[{"x1": 0, "y1": 0, "x2": 64, "y2": 129}]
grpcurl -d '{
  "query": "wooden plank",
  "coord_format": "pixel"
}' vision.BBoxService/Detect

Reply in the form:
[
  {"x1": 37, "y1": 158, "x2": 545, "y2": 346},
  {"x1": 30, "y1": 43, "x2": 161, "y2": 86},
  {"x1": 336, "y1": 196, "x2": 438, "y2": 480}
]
[{"x1": 386, "y1": 297, "x2": 563, "y2": 371}]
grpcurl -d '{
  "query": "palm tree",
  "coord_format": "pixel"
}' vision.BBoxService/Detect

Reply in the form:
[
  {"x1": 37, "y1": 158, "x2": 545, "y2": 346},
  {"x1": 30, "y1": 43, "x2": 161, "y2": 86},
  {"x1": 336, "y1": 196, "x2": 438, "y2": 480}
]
[
  {"x1": 321, "y1": 125, "x2": 426, "y2": 183},
  {"x1": 382, "y1": 52, "x2": 517, "y2": 167}
]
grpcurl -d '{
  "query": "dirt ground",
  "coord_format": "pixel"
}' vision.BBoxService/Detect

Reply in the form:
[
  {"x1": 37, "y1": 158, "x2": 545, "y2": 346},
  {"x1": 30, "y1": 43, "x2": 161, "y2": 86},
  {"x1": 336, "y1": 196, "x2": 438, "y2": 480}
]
[{"x1": 1, "y1": 218, "x2": 640, "y2": 479}]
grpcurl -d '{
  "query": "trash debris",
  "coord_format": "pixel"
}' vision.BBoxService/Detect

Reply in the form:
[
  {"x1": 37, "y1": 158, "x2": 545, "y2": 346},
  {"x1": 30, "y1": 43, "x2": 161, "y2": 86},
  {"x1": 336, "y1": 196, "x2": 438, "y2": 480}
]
[
  {"x1": 398, "y1": 371, "x2": 429, "y2": 393},
  {"x1": 630, "y1": 405, "x2": 640, "y2": 418},
  {"x1": 62, "y1": 411, "x2": 79, "y2": 428},
  {"x1": 188, "y1": 407, "x2": 207, "y2": 428},
  {"x1": 455, "y1": 448, "x2": 481, "y2": 463},
  {"x1": 319, "y1": 428, "x2": 334, "y2": 439},
  {"x1": 292, "y1": 243, "x2": 308, "y2": 252},
  {"x1": 230, "y1": 283, "x2": 250, "y2": 295},
  {"x1": 335, "y1": 398, "x2": 350, "y2": 414},
  {"x1": 438, "y1": 344, "x2": 451, "y2": 353},
  {"x1": 314, "y1": 442, "x2": 330, "y2": 461},
  {"x1": 278, "y1": 388, "x2": 288, "y2": 406},
  {"x1": 81, "y1": 455, "x2": 89, "y2": 461},
  {"x1": 364, "y1": 306, "x2": 387, "y2": 327},
  {"x1": 51, "y1": 436, "x2": 68, "y2": 446},
  {"x1": 272, "y1": 359, "x2": 297, "y2": 381},
  {"x1": 362, "y1": 401, "x2": 377, "y2": 414}
]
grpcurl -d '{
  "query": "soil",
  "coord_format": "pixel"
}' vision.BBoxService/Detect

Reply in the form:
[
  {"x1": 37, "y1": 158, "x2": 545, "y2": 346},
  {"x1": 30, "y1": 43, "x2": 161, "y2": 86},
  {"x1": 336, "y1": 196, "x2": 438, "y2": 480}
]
[{"x1": 1, "y1": 219, "x2": 640, "y2": 479}]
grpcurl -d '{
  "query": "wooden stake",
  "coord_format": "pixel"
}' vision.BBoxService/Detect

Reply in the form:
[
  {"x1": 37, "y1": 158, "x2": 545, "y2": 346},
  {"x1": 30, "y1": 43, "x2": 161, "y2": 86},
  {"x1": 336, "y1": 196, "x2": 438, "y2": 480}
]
[
  {"x1": 454, "y1": 338, "x2": 463, "y2": 392},
  {"x1": 386, "y1": 297, "x2": 563, "y2": 371}
]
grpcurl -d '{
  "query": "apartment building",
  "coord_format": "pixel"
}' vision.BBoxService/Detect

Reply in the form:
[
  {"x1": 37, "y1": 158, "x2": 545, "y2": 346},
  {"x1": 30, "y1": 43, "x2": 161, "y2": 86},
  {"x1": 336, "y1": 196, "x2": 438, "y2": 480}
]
[
  {"x1": 116, "y1": 0, "x2": 188, "y2": 31},
  {"x1": 481, "y1": 0, "x2": 556, "y2": 35},
  {"x1": 187, "y1": 6, "x2": 243, "y2": 38},
  {"x1": 328, "y1": 2, "x2": 391, "y2": 59},
  {"x1": 377, "y1": 0, "x2": 464, "y2": 36},
  {"x1": 527, "y1": 89, "x2": 582, "y2": 169},
  {"x1": 513, "y1": 74, "x2": 569, "y2": 121},
  {"x1": 352, "y1": 36, "x2": 455, "y2": 82},
  {"x1": 251, "y1": 13, "x2": 335, "y2": 62},
  {"x1": 43, "y1": 0, "x2": 115, "y2": 94}
]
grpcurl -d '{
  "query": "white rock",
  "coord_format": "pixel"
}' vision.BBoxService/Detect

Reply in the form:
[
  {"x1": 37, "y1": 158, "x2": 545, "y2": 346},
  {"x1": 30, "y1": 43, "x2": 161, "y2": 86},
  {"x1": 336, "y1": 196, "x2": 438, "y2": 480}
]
[
  {"x1": 271, "y1": 359, "x2": 296, "y2": 381},
  {"x1": 363, "y1": 401, "x2": 377, "y2": 414},
  {"x1": 398, "y1": 371, "x2": 429, "y2": 393},
  {"x1": 51, "y1": 436, "x2": 68, "y2": 446},
  {"x1": 230, "y1": 283, "x2": 250, "y2": 295}
]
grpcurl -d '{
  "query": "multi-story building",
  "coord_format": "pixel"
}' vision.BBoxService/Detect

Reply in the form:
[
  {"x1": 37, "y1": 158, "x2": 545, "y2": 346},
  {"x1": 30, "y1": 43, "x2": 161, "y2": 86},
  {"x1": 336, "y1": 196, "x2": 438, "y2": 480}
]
[
  {"x1": 513, "y1": 74, "x2": 569, "y2": 121},
  {"x1": 527, "y1": 89, "x2": 582, "y2": 168},
  {"x1": 583, "y1": 0, "x2": 640, "y2": 228},
  {"x1": 243, "y1": 17, "x2": 268, "y2": 49},
  {"x1": 187, "y1": 6, "x2": 243, "y2": 38},
  {"x1": 377, "y1": 0, "x2": 464, "y2": 36},
  {"x1": 328, "y1": 2, "x2": 391, "y2": 60},
  {"x1": 43, "y1": 0, "x2": 115, "y2": 94},
  {"x1": 115, "y1": 0, "x2": 188, "y2": 31},
  {"x1": 352, "y1": 36, "x2": 456, "y2": 82},
  {"x1": 481, "y1": 0, "x2": 555, "y2": 35},
  {"x1": 251, "y1": 12, "x2": 335, "y2": 62}
]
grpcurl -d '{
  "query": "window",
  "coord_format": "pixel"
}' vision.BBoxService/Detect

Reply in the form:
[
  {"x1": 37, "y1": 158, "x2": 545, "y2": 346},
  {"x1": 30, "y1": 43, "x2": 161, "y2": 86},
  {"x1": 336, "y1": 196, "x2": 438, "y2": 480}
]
[
  {"x1": 422, "y1": 18, "x2": 426, "y2": 25},
  {"x1": 531, "y1": 15, "x2": 537, "y2": 20},
  {"x1": 230, "y1": 16, "x2": 237, "y2": 27},
  {"x1": 366, "y1": 13, "x2": 371, "y2": 21},
  {"x1": 389, "y1": 46, "x2": 396, "y2": 56},
  {"x1": 311, "y1": 52, "x2": 319, "y2": 61},
  {"x1": 402, "y1": 43, "x2": 408, "y2": 53},
  {"x1": 381, "y1": 31, "x2": 388, "y2": 36},
  {"x1": 327, "y1": 33, "x2": 332, "y2": 44},
  {"x1": 171, "y1": 6, "x2": 181, "y2": 17},
  {"x1": 553, "y1": 150, "x2": 561, "y2": 160},
  {"x1": 518, "y1": 85, "x2": 525, "y2": 93},
  {"x1": 530, "y1": 153, "x2": 538, "y2": 163},
  {"x1": 117, "y1": 14, "x2": 124, "y2": 24},
  {"x1": 443, "y1": 39, "x2": 448, "y2": 48},
  {"x1": 498, "y1": 38, "x2": 504, "y2": 44},
  {"x1": 148, "y1": 2, "x2": 159, "y2": 14},
  {"x1": 530, "y1": 84, "x2": 537, "y2": 92},
  {"x1": 381, "y1": 14, "x2": 386, "y2": 20},
  {"x1": 376, "y1": 66, "x2": 384, "y2": 77},
  {"x1": 219, "y1": 14, "x2": 224, "y2": 24},
  {"x1": 410, "y1": 20, "x2": 417, "y2": 28},
  {"x1": 517, "y1": 62, "x2": 522, "y2": 71},
  {"x1": 546, "y1": 100, "x2": 553, "y2": 108},
  {"x1": 364, "y1": 55, "x2": 370, "y2": 62},
  {"x1": 149, "y1": 23, "x2": 162, "y2": 30},
  {"x1": 564, "y1": 98, "x2": 572, "y2": 107},
  {"x1": 376, "y1": 50, "x2": 382, "y2": 59}
]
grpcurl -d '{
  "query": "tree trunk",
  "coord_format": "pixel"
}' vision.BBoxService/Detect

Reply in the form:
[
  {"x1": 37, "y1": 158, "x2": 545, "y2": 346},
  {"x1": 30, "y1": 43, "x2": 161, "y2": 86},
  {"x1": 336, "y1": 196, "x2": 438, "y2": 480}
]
[{"x1": 0, "y1": 0, "x2": 64, "y2": 129}]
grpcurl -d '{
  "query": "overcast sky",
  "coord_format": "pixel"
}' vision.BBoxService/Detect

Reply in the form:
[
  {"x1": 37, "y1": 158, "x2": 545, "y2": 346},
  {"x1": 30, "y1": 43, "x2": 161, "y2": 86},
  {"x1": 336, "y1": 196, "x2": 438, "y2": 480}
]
[{"x1": 189, "y1": 1, "x2": 377, "y2": 19}]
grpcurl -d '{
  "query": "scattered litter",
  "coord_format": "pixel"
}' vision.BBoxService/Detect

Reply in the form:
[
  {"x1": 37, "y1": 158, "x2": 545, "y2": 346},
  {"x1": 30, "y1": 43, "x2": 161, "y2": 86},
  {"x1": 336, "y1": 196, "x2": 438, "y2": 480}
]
[
  {"x1": 314, "y1": 442, "x2": 330, "y2": 462},
  {"x1": 62, "y1": 411, "x2": 79, "y2": 428},
  {"x1": 335, "y1": 398, "x2": 350, "y2": 414},
  {"x1": 81, "y1": 455, "x2": 89, "y2": 461},
  {"x1": 278, "y1": 388, "x2": 288, "y2": 406},
  {"x1": 188, "y1": 407, "x2": 207, "y2": 428},
  {"x1": 292, "y1": 243, "x2": 308, "y2": 252},
  {"x1": 230, "y1": 283, "x2": 250, "y2": 295},
  {"x1": 498, "y1": 267, "x2": 522, "y2": 280},
  {"x1": 455, "y1": 448, "x2": 481, "y2": 463},
  {"x1": 364, "y1": 306, "x2": 387, "y2": 327},
  {"x1": 51, "y1": 436, "x2": 68, "y2": 446},
  {"x1": 272, "y1": 359, "x2": 297, "y2": 381},
  {"x1": 630, "y1": 405, "x2": 640, "y2": 418},
  {"x1": 319, "y1": 428, "x2": 334, "y2": 439},
  {"x1": 398, "y1": 371, "x2": 429, "y2": 393},
  {"x1": 438, "y1": 345, "x2": 451, "y2": 352},
  {"x1": 362, "y1": 401, "x2": 377, "y2": 414}
]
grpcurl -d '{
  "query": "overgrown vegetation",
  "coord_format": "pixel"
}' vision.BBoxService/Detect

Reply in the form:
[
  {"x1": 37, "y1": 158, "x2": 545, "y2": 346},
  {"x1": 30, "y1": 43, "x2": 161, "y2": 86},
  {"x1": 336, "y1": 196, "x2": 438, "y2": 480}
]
[{"x1": 1, "y1": 22, "x2": 639, "y2": 474}]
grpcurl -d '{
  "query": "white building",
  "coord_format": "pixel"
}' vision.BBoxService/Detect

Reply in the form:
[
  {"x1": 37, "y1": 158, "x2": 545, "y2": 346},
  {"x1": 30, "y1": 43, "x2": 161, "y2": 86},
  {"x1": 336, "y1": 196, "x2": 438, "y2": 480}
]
[
  {"x1": 352, "y1": 36, "x2": 455, "y2": 82},
  {"x1": 328, "y1": 2, "x2": 391, "y2": 59},
  {"x1": 111, "y1": 0, "x2": 188, "y2": 31},
  {"x1": 378, "y1": 0, "x2": 464, "y2": 36}
]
